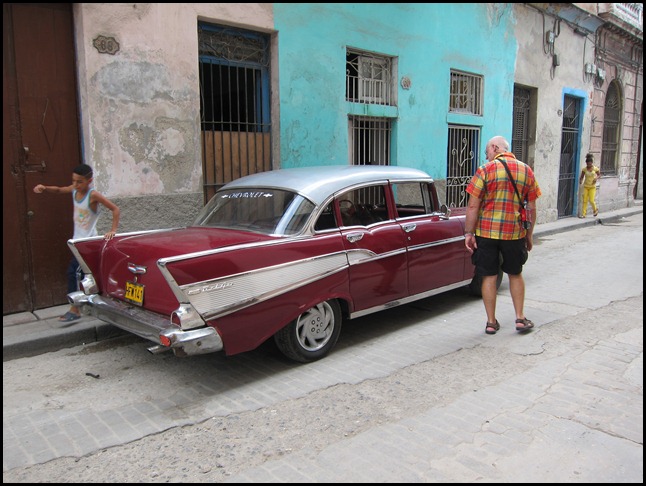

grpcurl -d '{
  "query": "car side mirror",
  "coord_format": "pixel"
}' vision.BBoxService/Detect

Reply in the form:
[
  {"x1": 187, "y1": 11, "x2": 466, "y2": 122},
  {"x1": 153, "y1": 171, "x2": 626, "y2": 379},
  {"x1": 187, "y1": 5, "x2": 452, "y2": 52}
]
[{"x1": 440, "y1": 204, "x2": 451, "y2": 219}]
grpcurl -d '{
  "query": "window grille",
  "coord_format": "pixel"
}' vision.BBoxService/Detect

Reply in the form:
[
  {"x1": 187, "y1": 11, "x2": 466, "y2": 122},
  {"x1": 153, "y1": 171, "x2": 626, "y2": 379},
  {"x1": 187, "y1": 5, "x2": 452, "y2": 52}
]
[
  {"x1": 199, "y1": 27, "x2": 268, "y2": 65},
  {"x1": 512, "y1": 86, "x2": 531, "y2": 163},
  {"x1": 346, "y1": 49, "x2": 394, "y2": 106},
  {"x1": 449, "y1": 70, "x2": 483, "y2": 115},
  {"x1": 198, "y1": 23, "x2": 272, "y2": 203},
  {"x1": 557, "y1": 95, "x2": 581, "y2": 217},
  {"x1": 348, "y1": 116, "x2": 392, "y2": 165},
  {"x1": 446, "y1": 125, "x2": 480, "y2": 207},
  {"x1": 601, "y1": 81, "x2": 621, "y2": 175}
]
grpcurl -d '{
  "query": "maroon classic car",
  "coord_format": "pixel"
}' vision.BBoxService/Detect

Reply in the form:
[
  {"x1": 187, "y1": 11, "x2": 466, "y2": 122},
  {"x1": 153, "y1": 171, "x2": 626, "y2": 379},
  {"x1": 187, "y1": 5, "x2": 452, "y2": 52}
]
[{"x1": 69, "y1": 165, "x2": 492, "y2": 363}]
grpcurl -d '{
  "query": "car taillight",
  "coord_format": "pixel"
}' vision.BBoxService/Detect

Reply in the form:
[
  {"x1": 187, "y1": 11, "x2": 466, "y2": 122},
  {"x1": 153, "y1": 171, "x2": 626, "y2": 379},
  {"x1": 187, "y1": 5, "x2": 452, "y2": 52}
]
[{"x1": 159, "y1": 334, "x2": 172, "y2": 347}]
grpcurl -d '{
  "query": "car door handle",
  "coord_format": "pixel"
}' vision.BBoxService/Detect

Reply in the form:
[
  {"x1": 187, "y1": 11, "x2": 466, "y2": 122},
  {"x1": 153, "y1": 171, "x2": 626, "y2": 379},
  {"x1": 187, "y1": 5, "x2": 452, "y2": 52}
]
[
  {"x1": 402, "y1": 223, "x2": 416, "y2": 233},
  {"x1": 346, "y1": 232, "x2": 364, "y2": 243}
]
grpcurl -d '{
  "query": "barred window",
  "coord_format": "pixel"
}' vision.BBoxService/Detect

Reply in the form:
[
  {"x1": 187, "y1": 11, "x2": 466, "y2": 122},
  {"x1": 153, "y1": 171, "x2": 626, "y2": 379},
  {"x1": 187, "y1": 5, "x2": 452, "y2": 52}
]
[
  {"x1": 449, "y1": 70, "x2": 483, "y2": 115},
  {"x1": 348, "y1": 116, "x2": 392, "y2": 165},
  {"x1": 601, "y1": 81, "x2": 621, "y2": 175},
  {"x1": 446, "y1": 125, "x2": 480, "y2": 208},
  {"x1": 198, "y1": 23, "x2": 271, "y2": 203},
  {"x1": 346, "y1": 49, "x2": 395, "y2": 106},
  {"x1": 512, "y1": 86, "x2": 531, "y2": 164}
]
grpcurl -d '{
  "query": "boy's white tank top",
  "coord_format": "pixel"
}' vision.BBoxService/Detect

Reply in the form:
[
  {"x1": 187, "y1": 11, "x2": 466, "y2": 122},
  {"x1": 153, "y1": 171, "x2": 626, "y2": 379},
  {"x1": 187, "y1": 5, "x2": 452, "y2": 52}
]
[{"x1": 73, "y1": 189, "x2": 99, "y2": 239}]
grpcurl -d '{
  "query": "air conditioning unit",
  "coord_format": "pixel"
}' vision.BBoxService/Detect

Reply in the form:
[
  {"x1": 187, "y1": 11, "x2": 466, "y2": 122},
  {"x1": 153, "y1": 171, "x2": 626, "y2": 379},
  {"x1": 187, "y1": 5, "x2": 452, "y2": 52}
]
[
  {"x1": 596, "y1": 67, "x2": 606, "y2": 81},
  {"x1": 585, "y1": 63, "x2": 595, "y2": 74}
]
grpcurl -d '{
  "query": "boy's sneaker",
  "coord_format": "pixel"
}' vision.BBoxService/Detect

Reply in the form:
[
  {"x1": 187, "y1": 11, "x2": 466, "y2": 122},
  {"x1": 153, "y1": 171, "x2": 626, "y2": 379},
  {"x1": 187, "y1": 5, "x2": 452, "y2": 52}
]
[{"x1": 59, "y1": 312, "x2": 81, "y2": 322}]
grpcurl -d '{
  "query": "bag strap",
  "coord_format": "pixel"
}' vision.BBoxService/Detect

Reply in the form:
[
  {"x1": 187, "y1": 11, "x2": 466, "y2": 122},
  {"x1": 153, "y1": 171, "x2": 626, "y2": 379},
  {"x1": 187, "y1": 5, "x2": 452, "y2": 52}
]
[{"x1": 498, "y1": 158, "x2": 524, "y2": 206}]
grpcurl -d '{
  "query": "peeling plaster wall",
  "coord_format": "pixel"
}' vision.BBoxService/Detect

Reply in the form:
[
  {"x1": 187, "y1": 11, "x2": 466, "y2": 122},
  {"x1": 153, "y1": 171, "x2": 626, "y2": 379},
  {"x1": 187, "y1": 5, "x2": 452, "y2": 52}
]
[
  {"x1": 513, "y1": 4, "x2": 596, "y2": 223},
  {"x1": 73, "y1": 3, "x2": 274, "y2": 231}
]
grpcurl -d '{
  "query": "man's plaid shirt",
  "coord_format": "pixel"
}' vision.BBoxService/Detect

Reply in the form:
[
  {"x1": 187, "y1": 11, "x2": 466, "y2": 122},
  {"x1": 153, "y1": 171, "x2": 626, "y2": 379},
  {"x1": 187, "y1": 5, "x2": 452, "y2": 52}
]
[{"x1": 466, "y1": 152, "x2": 542, "y2": 240}]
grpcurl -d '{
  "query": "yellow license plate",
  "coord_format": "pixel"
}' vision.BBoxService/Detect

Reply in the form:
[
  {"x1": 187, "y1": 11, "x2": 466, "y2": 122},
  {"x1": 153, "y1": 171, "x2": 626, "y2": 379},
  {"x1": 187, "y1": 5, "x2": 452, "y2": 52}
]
[{"x1": 124, "y1": 281, "x2": 145, "y2": 306}]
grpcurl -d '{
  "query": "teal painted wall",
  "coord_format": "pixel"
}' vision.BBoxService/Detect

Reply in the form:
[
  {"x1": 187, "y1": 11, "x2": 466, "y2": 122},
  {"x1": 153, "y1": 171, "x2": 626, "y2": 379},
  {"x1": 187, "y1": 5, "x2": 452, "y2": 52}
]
[{"x1": 273, "y1": 3, "x2": 516, "y2": 179}]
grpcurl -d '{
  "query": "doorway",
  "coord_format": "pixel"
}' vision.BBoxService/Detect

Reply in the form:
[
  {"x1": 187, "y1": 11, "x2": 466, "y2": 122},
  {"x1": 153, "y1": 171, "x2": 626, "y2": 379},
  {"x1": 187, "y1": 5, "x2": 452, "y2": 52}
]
[
  {"x1": 557, "y1": 95, "x2": 581, "y2": 218},
  {"x1": 3, "y1": 3, "x2": 82, "y2": 314}
]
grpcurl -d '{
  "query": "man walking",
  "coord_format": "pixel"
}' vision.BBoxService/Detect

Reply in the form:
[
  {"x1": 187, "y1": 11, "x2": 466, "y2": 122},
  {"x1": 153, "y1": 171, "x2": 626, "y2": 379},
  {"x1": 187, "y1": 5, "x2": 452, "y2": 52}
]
[{"x1": 463, "y1": 135, "x2": 542, "y2": 335}]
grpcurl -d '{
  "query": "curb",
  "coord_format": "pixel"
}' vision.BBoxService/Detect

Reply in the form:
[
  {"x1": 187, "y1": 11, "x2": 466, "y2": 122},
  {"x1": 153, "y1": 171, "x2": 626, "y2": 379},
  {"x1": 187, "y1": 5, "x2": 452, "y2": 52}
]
[
  {"x1": 533, "y1": 206, "x2": 642, "y2": 238},
  {"x1": 2, "y1": 318, "x2": 125, "y2": 362}
]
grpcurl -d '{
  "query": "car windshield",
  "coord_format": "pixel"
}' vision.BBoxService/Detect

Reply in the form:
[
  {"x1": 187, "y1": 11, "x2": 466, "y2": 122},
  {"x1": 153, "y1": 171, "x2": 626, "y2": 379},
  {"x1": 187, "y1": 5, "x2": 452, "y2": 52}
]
[{"x1": 193, "y1": 188, "x2": 316, "y2": 236}]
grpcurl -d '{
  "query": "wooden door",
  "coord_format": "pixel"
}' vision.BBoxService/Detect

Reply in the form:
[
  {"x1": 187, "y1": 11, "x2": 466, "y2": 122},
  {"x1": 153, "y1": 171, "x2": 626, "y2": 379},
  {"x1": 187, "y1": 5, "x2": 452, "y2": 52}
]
[{"x1": 3, "y1": 3, "x2": 81, "y2": 314}]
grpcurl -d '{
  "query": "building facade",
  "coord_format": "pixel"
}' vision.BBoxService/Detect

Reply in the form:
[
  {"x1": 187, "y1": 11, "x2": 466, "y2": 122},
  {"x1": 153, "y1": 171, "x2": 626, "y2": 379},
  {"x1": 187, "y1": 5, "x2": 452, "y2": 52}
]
[
  {"x1": 3, "y1": 3, "x2": 643, "y2": 313},
  {"x1": 593, "y1": 3, "x2": 643, "y2": 204},
  {"x1": 513, "y1": 3, "x2": 642, "y2": 220}
]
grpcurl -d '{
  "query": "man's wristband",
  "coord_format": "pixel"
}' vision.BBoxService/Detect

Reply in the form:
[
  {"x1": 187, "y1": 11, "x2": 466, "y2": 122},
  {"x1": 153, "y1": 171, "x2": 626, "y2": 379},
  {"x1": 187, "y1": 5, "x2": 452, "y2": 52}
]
[{"x1": 464, "y1": 232, "x2": 475, "y2": 237}]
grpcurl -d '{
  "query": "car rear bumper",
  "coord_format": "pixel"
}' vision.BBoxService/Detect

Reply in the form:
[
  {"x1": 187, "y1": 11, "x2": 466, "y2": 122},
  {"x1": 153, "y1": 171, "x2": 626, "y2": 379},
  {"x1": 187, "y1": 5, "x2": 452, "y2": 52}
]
[{"x1": 68, "y1": 291, "x2": 223, "y2": 356}]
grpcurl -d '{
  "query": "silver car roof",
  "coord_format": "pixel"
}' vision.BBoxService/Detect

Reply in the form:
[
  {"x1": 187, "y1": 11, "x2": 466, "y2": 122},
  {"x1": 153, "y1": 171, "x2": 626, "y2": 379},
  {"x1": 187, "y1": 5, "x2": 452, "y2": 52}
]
[{"x1": 221, "y1": 165, "x2": 433, "y2": 206}]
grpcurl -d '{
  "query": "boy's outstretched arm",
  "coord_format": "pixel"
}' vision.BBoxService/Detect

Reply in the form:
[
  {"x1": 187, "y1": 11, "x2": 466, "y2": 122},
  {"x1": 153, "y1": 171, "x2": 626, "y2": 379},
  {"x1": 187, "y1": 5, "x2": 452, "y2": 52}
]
[
  {"x1": 33, "y1": 183, "x2": 74, "y2": 194},
  {"x1": 92, "y1": 192, "x2": 121, "y2": 240}
]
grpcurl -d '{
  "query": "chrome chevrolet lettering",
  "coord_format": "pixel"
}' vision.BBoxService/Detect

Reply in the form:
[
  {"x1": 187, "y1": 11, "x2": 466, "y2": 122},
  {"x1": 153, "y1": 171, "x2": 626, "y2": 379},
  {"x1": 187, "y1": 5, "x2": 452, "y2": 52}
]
[
  {"x1": 223, "y1": 191, "x2": 273, "y2": 199},
  {"x1": 186, "y1": 281, "x2": 234, "y2": 295}
]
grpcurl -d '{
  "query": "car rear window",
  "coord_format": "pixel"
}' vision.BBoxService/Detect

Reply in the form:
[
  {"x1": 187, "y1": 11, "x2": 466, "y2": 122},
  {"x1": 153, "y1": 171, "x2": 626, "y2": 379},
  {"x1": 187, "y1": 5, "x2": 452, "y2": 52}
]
[{"x1": 194, "y1": 188, "x2": 315, "y2": 235}]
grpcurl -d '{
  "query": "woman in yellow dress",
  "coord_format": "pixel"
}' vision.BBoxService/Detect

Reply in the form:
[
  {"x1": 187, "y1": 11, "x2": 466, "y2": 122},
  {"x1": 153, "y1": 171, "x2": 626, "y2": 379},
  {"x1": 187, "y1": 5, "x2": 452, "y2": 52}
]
[{"x1": 579, "y1": 153, "x2": 600, "y2": 218}]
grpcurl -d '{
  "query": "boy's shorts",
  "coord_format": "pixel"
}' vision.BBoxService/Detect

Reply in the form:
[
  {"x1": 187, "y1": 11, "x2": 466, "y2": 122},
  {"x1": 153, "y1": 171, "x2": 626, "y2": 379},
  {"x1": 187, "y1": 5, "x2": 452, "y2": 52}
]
[{"x1": 471, "y1": 236, "x2": 528, "y2": 276}]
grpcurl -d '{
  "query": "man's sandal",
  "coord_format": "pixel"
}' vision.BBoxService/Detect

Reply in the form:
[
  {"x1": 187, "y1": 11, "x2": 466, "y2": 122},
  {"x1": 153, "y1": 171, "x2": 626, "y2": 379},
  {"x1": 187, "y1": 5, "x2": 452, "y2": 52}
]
[
  {"x1": 485, "y1": 320, "x2": 500, "y2": 335},
  {"x1": 515, "y1": 317, "x2": 534, "y2": 332}
]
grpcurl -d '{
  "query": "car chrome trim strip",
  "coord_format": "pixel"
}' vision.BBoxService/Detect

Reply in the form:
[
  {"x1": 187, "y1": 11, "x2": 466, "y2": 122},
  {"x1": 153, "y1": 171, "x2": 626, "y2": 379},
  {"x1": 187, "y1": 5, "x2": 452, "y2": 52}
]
[
  {"x1": 67, "y1": 240, "x2": 91, "y2": 275},
  {"x1": 349, "y1": 279, "x2": 472, "y2": 319},
  {"x1": 345, "y1": 247, "x2": 406, "y2": 265},
  {"x1": 158, "y1": 235, "x2": 306, "y2": 266},
  {"x1": 180, "y1": 252, "x2": 350, "y2": 319},
  {"x1": 406, "y1": 235, "x2": 464, "y2": 252},
  {"x1": 157, "y1": 262, "x2": 191, "y2": 307},
  {"x1": 67, "y1": 228, "x2": 172, "y2": 245}
]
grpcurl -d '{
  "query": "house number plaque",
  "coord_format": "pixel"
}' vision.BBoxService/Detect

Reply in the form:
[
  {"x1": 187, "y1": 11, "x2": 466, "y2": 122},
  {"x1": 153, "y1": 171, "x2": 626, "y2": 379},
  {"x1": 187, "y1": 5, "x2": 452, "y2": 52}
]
[{"x1": 93, "y1": 35, "x2": 120, "y2": 55}]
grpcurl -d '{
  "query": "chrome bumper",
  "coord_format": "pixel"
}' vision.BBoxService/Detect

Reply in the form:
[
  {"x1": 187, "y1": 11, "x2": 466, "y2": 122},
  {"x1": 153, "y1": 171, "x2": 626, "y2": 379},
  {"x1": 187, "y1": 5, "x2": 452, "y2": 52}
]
[{"x1": 68, "y1": 292, "x2": 223, "y2": 357}]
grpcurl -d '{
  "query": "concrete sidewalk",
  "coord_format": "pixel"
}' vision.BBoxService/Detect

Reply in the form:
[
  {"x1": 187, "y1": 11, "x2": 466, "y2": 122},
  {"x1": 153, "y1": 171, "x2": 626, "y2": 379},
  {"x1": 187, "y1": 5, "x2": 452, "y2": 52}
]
[{"x1": 3, "y1": 204, "x2": 643, "y2": 362}]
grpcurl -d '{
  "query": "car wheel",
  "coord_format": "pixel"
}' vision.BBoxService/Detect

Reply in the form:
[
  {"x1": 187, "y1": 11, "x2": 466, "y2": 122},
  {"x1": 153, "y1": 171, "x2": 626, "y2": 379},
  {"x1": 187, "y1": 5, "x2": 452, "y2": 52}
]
[{"x1": 274, "y1": 300, "x2": 342, "y2": 363}]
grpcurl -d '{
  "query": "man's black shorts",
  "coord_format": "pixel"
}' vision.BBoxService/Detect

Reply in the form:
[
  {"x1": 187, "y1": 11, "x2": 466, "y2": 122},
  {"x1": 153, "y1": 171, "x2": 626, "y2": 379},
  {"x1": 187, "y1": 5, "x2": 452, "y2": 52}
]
[{"x1": 471, "y1": 236, "x2": 528, "y2": 276}]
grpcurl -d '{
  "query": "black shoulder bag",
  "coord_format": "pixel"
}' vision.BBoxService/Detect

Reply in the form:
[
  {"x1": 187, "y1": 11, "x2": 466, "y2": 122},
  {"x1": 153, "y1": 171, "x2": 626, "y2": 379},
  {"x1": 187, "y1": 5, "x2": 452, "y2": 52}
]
[{"x1": 499, "y1": 159, "x2": 531, "y2": 230}]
